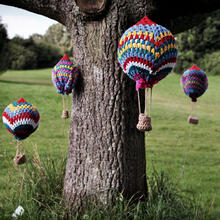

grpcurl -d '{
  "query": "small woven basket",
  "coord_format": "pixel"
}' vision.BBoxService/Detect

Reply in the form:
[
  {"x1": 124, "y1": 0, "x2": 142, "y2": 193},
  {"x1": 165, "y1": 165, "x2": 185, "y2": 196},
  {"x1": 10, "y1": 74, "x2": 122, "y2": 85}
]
[
  {"x1": 61, "y1": 110, "x2": 69, "y2": 119},
  {"x1": 136, "y1": 113, "x2": 152, "y2": 132},
  {"x1": 13, "y1": 154, "x2": 26, "y2": 165},
  {"x1": 188, "y1": 116, "x2": 199, "y2": 124}
]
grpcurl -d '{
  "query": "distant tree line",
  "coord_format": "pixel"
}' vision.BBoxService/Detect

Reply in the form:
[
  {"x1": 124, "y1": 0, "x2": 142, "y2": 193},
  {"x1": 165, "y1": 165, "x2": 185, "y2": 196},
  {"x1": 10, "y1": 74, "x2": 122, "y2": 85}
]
[
  {"x1": 175, "y1": 9, "x2": 220, "y2": 75},
  {"x1": 0, "y1": 17, "x2": 8, "y2": 73},
  {"x1": 0, "y1": 9, "x2": 219, "y2": 74},
  {"x1": 0, "y1": 20, "x2": 72, "y2": 72}
]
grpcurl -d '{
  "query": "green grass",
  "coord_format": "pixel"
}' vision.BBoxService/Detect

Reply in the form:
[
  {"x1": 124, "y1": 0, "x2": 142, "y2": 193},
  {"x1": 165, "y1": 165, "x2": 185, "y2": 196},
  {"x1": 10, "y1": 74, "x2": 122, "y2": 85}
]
[
  {"x1": 0, "y1": 69, "x2": 220, "y2": 218},
  {"x1": 0, "y1": 69, "x2": 70, "y2": 206},
  {"x1": 0, "y1": 152, "x2": 210, "y2": 219},
  {"x1": 146, "y1": 73, "x2": 220, "y2": 216}
]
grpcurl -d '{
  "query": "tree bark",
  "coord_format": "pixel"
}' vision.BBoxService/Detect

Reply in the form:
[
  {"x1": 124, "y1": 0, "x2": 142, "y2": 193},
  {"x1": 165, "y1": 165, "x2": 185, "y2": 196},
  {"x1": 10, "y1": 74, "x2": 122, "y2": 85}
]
[
  {"x1": 63, "y1": 2, "x2": 148, "y2": 207},
  {"x1": 1, "y1": 0, "x2": 220, "y2": 210}
]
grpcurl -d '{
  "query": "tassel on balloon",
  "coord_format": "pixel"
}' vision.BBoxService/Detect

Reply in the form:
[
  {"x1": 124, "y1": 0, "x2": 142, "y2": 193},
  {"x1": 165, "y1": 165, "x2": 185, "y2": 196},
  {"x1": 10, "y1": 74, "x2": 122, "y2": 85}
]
[
  {"x1": 2, "y1": 98, "x2": 40, "y2": 165},
  {"x1": 52, "y1": 54, "x2": 79, "y2": 119},
  {"x1": 117, "y1": 16, "x2": 178, "y2": 131},
  {"x1": 180, "y1": 65, "x2": 208, "y2": 124}
]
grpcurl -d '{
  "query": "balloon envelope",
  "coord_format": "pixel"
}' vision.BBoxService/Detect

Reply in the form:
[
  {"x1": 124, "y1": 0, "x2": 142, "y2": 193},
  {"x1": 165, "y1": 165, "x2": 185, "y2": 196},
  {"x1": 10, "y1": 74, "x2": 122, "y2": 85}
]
[
  {"x1": 117, "y1": 16, "x2": 178, "y2": 90},
  {"x1": 52, "y1": 54, "x2": 79, "y2": 95},
  {"x1": 2, "y1": 98, "x2": 40, "y2": 140},
  {"x1": 181, "y1": 65, "x2": 208, "y2": 102}
]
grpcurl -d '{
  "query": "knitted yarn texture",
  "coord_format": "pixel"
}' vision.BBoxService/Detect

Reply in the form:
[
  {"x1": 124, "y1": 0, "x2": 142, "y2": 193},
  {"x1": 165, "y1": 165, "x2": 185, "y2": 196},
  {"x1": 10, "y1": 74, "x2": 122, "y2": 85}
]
[
  {"x1": 52, "y1": 54, "x2": 79, "y2": 95},
  {"x1": 117, "y1": 16, "x2": 178, "y2": 90},
  {"x1": 2, "y1": 98, "x2": 40, "y2": 140},
  {"x1": 181, "y1": 65, "x2": 208, "y2": 102}
]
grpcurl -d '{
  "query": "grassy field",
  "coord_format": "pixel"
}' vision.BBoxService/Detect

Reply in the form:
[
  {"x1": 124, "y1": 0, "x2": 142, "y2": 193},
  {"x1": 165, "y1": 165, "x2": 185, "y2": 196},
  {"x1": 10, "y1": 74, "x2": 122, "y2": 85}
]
[
  {"x1": 146, "y1": 73, "x2": 220, "y2": 216},
  {"x1": 0, "y1": 69, "x2": 70, "y2": 206},
  {"x1": 0, "y1": 69, "x2": 220, "y2": 217}
]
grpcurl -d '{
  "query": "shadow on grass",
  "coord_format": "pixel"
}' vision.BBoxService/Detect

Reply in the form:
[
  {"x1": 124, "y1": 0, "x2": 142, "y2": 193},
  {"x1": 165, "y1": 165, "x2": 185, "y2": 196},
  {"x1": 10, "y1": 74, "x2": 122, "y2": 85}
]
[{"x1": 0, "y1": 79, "x2": 51, "y2": 86}]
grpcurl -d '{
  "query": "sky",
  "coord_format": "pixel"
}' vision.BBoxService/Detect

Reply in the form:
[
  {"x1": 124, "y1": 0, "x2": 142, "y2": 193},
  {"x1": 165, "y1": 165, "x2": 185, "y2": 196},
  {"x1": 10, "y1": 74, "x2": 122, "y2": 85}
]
[{"x1": 0, "y1": 4, "x2": 58, "y2": 39}]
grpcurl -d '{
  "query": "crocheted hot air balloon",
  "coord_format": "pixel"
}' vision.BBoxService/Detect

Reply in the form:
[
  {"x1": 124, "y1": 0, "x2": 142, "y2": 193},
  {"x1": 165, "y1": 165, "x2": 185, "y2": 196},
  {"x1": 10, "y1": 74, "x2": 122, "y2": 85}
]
[
  {"x1": 181, "y1": 65, "x2": 208, "y2": 124},
  {"x1": 117, "y1": 16, "x2": 178, "y2": 131},
  {"x1": 52, "y1": 54, "x2": 79, "y2": 119},
  {"x1": 2, "y1": 98, "x2": 40, "y2": 165}
]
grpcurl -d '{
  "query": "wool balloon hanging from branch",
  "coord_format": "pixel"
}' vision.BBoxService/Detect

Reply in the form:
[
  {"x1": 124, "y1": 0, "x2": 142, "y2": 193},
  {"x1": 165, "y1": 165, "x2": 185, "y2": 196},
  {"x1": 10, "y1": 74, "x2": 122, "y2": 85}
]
[
  {"x1": 2, "y1": 98, "x2": 40, "y2": 165},
  {"x1": 117, "y1": 16, "x2": 178, "y2": 131},
  {"x1": 52, "y1": 54, "x2": 79, "y2": 119},
  {"x1": 180, "y1": 65, "x2": 208, "y2": 124}
]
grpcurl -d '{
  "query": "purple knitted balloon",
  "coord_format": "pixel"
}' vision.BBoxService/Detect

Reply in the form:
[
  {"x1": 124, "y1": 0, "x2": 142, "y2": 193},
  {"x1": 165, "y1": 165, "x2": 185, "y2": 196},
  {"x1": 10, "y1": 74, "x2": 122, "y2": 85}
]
[{"x1": 52, "y1": 54, "x2": 79, "y2": 95}]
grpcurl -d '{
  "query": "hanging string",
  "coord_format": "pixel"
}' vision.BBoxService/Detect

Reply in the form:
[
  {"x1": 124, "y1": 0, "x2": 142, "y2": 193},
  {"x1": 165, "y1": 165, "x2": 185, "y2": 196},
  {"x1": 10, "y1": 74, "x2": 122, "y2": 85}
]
[
  {"x1": 15, "y1": 141, "x2": 22, "y2": 157},
  {"x1": 190, "y1": 98, "x2": 198, "y2": 117},
  {"x1": 62, "y1": 97, "x2": 67, "y2": 134},
  {"x1": 137, "y1": 88, "x2": 152, "y2": 116},
  {"x1": 188, "y1": 100, "x2": 199, "y2": 124},
  {"x1": 62, "y1": 94, "x2": 65, "y2": 111},
  {"x1": 149, "y1": 88, "x2": 152, "y2": 117},
  {"x1": 66, "y1": 95, "x2": 69, "y2": 112},
  {"x1": 136, "y1": 87, "x2": 152, "y2": 132},
  {"x1": 137, "y1": 90, "x2": 141, "y2": 114},
  {"x1": 144, "y1": 88, "x2": 148, "y2": 115},
  {"x1": 180, "y1": 99, "x2": 199, "y2": 177},
  {"x1": 61, "y1": 94, "x2": 69, "y2": 119},
  {"x1": 193, "y1": 101, "x2": 197, "y2": 118},
  {"x1": 190, "y1": 101, "x2": 194, "y2": 117}
]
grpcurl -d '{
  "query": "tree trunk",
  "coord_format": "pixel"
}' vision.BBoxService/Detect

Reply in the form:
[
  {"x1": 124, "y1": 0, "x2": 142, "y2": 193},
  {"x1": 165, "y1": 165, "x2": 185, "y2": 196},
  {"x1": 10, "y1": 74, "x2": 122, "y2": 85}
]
[{"x1": 63, "y1": 3, "x2": 147, "y2": 208}]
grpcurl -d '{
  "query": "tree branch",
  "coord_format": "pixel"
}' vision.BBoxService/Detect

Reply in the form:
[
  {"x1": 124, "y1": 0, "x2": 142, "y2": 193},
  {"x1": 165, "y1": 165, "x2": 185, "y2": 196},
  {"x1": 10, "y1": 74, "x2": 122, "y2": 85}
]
[
  {"x1": 119, "y1": 0, "x2": 220, "y2": 34},
  {"x1": 0, "y1": 0, "x2": 70, "y2": 25},
  {"x1": 0, "y1": 0, "x2": 219, "y2": 34},
  {"x1": 149, "y1": 0, "x2": 220, "y2": 33}
]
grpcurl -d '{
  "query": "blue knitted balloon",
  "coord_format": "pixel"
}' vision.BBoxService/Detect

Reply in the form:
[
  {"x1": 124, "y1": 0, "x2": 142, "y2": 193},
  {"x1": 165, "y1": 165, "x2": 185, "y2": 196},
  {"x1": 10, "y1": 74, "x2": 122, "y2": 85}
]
[
  {"x1": 117, "y1": 16, "x2": 178, "y2": 90},
  {"x1": 181, "y1": 65, "x2": 208, "y2": 102}
]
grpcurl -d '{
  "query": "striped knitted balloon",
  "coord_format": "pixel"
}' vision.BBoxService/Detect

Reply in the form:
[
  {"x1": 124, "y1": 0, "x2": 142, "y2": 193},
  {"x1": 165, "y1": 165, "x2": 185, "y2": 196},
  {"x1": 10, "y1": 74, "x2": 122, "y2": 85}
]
[
  {"x1": 117, "y1": 16, "x2": 178, "y2": 90},
  {"x1": 2, "y1": 98, "x2": 40, "y2": 140},
  {"x1": 181, "y1": 65, "x2": 208, "y2": 102},
  {"x1": 52, "y1": 54, "x2": 79, "y2": 95}
]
